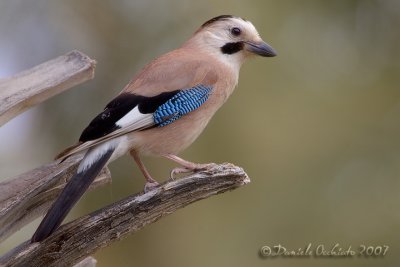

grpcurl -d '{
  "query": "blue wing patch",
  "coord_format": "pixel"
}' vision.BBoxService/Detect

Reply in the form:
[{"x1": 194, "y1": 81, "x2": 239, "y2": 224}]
[{"x1": 153, "y1": 85, "x2": 212, "y2": 127}]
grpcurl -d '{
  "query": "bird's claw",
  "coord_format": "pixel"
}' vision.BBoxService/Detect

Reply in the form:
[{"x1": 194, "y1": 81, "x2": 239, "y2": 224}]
[
  {"x1": 144, "y1": 181, "x2": 159, "y2": 192},
  {"x1": 169, "y1": 163, "x2": 218, "y2": 180},
  {"x1": 170, "y1": 167, "x2": 192, "y2": 180}
]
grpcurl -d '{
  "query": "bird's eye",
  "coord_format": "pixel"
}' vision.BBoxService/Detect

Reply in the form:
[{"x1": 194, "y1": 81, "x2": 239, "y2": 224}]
[{"x1": 231, "y1": 27, "x2": 241, "y2": 36}]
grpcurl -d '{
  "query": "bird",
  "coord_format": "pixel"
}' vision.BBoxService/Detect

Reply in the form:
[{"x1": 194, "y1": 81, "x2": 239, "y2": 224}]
[{"x1": 31, "y1": 15, "x2": 276, "y2": 243}]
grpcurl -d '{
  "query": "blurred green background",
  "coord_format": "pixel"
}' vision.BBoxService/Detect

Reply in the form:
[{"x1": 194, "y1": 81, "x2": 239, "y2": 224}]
[{"x1": 1, "y1": 0, "x2": 400, "y2": 266}]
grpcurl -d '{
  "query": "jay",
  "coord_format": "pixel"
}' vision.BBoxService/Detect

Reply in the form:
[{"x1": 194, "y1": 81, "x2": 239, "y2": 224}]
[{"x1": 31, "y1": 15, "x2": 276, "y2": 242}]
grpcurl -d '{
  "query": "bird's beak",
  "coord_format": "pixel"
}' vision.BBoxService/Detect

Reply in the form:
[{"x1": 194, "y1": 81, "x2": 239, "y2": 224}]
[{"x1": 244, "y1": 40, "x2": 277, "y2": 57}]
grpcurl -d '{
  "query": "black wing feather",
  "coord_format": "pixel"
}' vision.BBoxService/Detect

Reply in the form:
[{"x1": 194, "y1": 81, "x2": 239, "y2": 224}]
[{"x1": 79, "y1": 91, "x2": 179, "y2": 142}]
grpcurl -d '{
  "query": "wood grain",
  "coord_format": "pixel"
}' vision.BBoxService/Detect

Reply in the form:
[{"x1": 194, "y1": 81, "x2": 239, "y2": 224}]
[{"x1": 0, "y1": 50, "x2": 96, "y2": 126}]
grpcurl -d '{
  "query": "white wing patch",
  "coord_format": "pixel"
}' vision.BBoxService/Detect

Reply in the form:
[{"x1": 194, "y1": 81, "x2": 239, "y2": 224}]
[
  {"x1": 58, "y1": 107, "x2": 155, "y2": 162},
  {"x1": 116, "y1": 106, "x2": 154, "y2": 129}
]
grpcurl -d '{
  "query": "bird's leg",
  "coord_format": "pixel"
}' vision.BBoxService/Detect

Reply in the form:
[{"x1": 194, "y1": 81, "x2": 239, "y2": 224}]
[
  {"x1": 130, "y1": 150, "x2": 159, "y2": 191},
  {"x1": 163, "y1": 154, "x2": 217, "y2": 179}
]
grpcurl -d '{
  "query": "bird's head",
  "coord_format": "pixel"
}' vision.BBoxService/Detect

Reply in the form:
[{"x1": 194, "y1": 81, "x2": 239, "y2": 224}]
[{"x1": 186, "y1": 15, "x2": 276, "y2": 69}]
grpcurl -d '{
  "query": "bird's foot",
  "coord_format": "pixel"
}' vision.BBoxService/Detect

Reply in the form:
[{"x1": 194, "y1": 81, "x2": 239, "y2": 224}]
[
  {"x1": 144, "y1": 180, "x2": 159, "y2": 192},
  {"x1": 143, "y1": 173, "x2": 160, "y2": 192},
  {"x1": 170, "y1": 167, "x2": 191, "y2": 179},
  {"x1": 163, "y1": 154, "x2": 218, "y2": 179},
  {"x1": 170, "y1": 162, "x2": 218, "y2": 180}
]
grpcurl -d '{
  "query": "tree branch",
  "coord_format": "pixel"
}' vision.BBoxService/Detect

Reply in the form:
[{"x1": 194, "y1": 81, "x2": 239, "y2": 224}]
[
  {"x1": 0, "y1": 50, "x2": 96, "y2": 126},
  {"x1": 0, "y1": 163, "x2": 250, "y2": 267},
  {"x1": 0, "y1": 156, "x2": 111, "y2": 243}
]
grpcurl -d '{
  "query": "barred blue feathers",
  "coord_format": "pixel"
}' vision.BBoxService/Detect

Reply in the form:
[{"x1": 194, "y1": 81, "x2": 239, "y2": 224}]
[{"x1": 154, "y1": 85, "x2": 213, "y2": 127}]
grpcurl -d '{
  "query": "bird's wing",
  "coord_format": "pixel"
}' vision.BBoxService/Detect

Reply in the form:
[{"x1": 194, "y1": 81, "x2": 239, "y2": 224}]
[{"x1": 57, "y1": 52, "x2": 217, "y2": 160}]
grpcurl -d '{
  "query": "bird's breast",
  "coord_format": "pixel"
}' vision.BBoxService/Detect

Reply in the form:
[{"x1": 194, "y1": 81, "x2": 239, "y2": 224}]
[{"x1": 128, "y1": 80, "x2": 236, "y2": 156}]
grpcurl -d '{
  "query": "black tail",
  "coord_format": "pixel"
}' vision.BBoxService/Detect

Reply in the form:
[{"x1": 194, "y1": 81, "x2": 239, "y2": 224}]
[{"x1": 31, "y1": 147, "x2": 114, "y2": 243}]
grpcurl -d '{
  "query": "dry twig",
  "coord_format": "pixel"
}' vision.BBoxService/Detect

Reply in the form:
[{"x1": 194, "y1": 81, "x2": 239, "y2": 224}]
[{"x1": 0, "y1": 50, "x2": 96, "y2": 126}]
